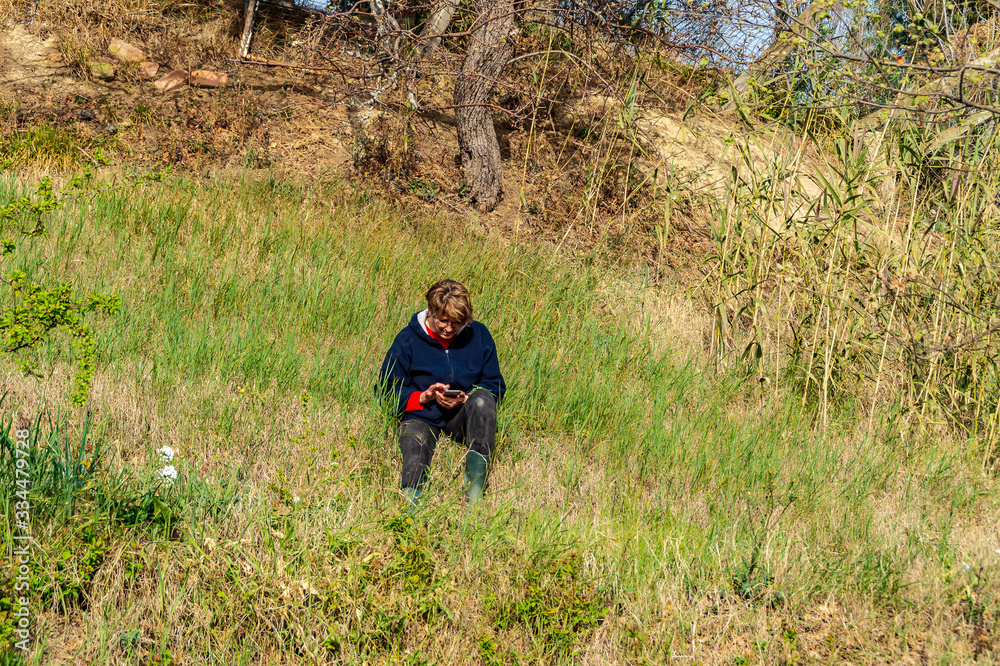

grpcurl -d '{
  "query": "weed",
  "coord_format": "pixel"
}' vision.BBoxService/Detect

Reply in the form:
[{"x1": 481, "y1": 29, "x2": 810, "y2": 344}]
[
  {"x1": 118, "y1": 629, "x2": 142, "y2": 652},
  {"x1": 950, "y1": 564, "x2": 998, "y2": 628},
  {"x1": 94, "y1": 474, "x2": 181, "y2": 535},
  {"x1": 0, "y1": 125, "x2": 88, "y2": 171},
  {"x1": 133, "y1": 103, "x2": 160, "y2": 126},
  {"x1": 41, "y1": 529, "x2": 108, "y2": 609},
  {"x1": 349, "y1": 608, "x2": 406, "y2": 655},
  {"x1": 408, "y1": 178, "x2": 439, "y2": 202},
  {"x1": 0, "y1": 401, "x2": 105, "y2": 523},
  {"x1": 727, "y1": 547, "x2": 775, "y2": 604},
  {"x1": 144, "y1": 647, "x2": 174, "y2": 666},
  {"x1": 243, "y1": 147, "x2": 274, "y2": 169},
  {"x1": 351, "y1": 116, "x2": 417, "y2": 186},
  {"x1": 0, "y1": 208, "x2": 121, "y2": 404},
  {"x1": 386, "y1": 523, "x2": 435, "y2": 590},
  {"x1": 478, "y1": 636, "x2": 519, "y2": 665},
  {"x1": 488, "y1": 552, "x2": 608, "y2": 658},
  {"x1": 56, "y1": 36, "x2": 93, "y2": 82}
]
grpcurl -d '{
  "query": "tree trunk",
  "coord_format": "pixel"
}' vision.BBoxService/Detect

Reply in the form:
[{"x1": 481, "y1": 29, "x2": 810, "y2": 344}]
[
  {"x1": 239, "y1": 0, "x2": 258, "y2": 58},
  {"x1": 454, "y1": 0, "x2": 515, "y2": 212},
  {"x1": 420, "y1": 0, "x2": 461, "y2": 54}
]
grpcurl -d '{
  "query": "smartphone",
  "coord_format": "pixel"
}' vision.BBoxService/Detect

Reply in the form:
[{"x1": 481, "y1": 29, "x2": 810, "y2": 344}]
[{"x1": 442, "y1": 389, "x2": 463, "y2": 398}]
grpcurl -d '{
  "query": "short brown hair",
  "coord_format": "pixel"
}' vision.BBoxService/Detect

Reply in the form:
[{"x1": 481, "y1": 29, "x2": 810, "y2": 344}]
[{"x1": 425, "y1": 279, "x2": 473, "y2": 325}]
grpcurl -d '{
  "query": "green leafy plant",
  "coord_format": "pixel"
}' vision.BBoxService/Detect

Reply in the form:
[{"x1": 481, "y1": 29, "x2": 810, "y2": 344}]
[
  {"x1": 1, "y1": 179, "x2": 121, "y2": 405},
  {"x1": 956, "y1": 565, "x2": 996, "y2": 627},
  {"x1": 94, "y1": 462, "x2": 182, "y2": 535},
  {"x1": 384, "y1": 517, "x2": 436, "y2": 590},
  {"x1": 408, "y1": 178, "x2": 439, "y2": 202},
  {"x1": 727, "y1": 546, "x2": 775, "y2": 603},
  {"x1": 487, "y1": 552, "x2": 609, "y2": 658},
  {"x1": 0, "y1": 177, "x2": 61, "y2": 235},
  {"x1": 37, "y1": 528, "x2": 108, "y2": 609},
  {"x1": 0, "y1": 512, "x2": 108, "y2": 646}
]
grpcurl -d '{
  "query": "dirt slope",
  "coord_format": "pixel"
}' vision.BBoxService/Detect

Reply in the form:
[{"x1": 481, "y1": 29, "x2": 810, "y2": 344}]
[
  {"x1": 1, "y1": 24, "x2": 73, "y2": 88},
  {"x1": 1, "y1": 11, "x2": 828, "y2": 267},
  {"x1": 1, "y1": 18, "x2": 351, "y2": 175}
]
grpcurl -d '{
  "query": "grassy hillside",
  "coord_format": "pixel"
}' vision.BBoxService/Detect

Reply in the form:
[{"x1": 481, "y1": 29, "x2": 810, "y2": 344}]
[
  {"x1": 2, "y1": 0, "x2": 1000, "y2": 662},
  {"x1": 1, "y1": 171, "x2": 998, "y2": 664}
]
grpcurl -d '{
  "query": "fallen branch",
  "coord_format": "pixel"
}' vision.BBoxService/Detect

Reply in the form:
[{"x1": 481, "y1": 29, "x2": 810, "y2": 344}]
[{"x1": 235, "y1": 56, "x2": 349, "y2": 76}]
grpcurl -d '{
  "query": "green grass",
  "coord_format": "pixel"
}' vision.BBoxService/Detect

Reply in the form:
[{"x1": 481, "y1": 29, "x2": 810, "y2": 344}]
[
  {"x1": 0, "y1": 125, "x2": 115, "y2": 171},
  {"x1": 0, "y1": 171, "x2": 998, "y2": 664}
]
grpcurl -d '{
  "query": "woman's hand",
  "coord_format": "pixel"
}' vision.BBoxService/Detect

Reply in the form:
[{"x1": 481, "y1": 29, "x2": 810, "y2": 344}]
[
  {"x1": 437, "y1": 390, "x2": 467, "y2": 409},
  {"x1": 420, "y1": 383, "x2": 467, "y2": 409}
]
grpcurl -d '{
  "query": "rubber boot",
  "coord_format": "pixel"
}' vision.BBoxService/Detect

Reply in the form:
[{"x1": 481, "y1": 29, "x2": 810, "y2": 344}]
[
  {"x1": 402, "y1": 487, "x2": 423, "y2": 514},
  {"x1": 463, "y1": 451, "x2": 489, "y2": 505}
]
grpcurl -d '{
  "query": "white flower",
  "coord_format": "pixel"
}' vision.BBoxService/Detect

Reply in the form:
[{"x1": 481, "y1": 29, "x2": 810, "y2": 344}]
[
  {"x1": 160, "y1": 465, "x2": 178, "y2": 482},
  {"x1": 331, "y1": 461, "x2": 339, "y2": 467},
  {"x1": 293, "y1": 496, "x2": 301, "y2": 503},
  {"x1": 995, "y1": 549, "x2": 1000, "y2": 556},
  {"x1": 157, "y1": 445, "x2": 175, "y2": 463},
  {"x1": 962, "y1": 561, "x2": 970, "y2": 571}
]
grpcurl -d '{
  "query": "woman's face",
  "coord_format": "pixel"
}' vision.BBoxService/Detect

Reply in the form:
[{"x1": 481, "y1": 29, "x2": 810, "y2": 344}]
[{"x1": 428, "y1": 313, "x2": 461, "y2": 340}]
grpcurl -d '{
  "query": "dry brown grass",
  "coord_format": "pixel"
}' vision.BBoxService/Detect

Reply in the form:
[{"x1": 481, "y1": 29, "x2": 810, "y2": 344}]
[
  {"x1": 6, "y1": 360, "x2": 1000, "y2": 663},
  {"x1": 13, "y1": 351, "x2": 996, "y2": 664}
]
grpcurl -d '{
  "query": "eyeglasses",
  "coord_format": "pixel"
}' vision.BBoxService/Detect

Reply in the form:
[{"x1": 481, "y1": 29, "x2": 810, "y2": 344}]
[{"x1": 431, "y1": 316, "x2": 460, "y2": 330}]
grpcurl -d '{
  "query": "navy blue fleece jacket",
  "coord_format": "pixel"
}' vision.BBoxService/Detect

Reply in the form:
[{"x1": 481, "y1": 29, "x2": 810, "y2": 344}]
[{"x1": 376, "y1": 310, "x2": 506, "y2": 428}]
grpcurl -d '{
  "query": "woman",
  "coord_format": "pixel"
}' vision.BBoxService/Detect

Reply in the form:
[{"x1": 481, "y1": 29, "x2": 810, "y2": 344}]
[{"x1": 377, "y1": 279, "x2": 506, "y2": 507}]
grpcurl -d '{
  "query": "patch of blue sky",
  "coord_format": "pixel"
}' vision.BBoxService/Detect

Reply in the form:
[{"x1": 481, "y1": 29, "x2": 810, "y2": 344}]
[{"x1": 295, "y1": 0, "x2": 331, "y2": 11}]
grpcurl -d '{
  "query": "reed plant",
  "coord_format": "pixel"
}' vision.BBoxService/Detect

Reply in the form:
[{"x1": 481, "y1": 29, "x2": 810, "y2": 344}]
[{"x1": 699, "y1": 118, "x2": 1000, "y2": 469}]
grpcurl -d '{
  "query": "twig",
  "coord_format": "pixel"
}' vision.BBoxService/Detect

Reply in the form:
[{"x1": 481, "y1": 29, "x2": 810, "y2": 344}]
[{"x1": 26, "y1": 0, "x2": 40, "y2": 29}]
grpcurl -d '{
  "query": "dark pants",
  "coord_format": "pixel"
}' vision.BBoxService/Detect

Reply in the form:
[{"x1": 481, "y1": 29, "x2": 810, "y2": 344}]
[{"x1": 399, "y1": 390, "x2": 497, "y2": 490}]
